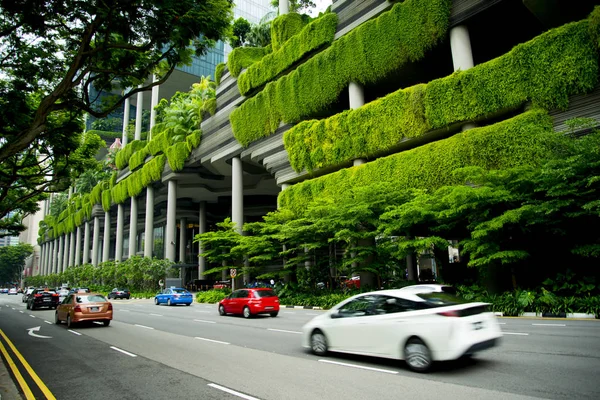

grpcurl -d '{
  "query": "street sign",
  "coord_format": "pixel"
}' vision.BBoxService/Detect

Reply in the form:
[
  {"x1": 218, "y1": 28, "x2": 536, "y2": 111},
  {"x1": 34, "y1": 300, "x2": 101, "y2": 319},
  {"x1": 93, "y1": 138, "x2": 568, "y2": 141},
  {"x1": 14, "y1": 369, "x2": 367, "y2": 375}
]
[
  {"x1": 230, "y1": 268, "x2": 237, "y2": 278},
  {"x1": 159, "y1": 279, "x2": 164, "y2": 287}
]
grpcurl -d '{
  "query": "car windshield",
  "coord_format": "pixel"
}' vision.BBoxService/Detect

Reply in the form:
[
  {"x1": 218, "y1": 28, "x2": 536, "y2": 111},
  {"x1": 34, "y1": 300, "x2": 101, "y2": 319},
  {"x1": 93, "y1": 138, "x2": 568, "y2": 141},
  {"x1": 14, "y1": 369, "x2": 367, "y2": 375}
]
[
  {"x1": 76, "y1": 295, "x2": 107, "y2": 303},
  {"x1": 172, "y1": 289, "x2": 188, "y2": 294},
  {"x1": 416, "y1": 292, "x2": 469, "y2": 307},
  {"x1": 253, "y1": 290, "x2": 276, "y2": 298}
]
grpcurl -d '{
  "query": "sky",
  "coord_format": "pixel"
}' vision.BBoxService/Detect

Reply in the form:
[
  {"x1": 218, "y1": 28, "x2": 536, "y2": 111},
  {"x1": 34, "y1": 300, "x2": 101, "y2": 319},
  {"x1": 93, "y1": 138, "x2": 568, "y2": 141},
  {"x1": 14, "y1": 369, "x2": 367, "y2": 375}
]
[{"x1": 308, "y1": 0, "x2": 332, "y2": 16}]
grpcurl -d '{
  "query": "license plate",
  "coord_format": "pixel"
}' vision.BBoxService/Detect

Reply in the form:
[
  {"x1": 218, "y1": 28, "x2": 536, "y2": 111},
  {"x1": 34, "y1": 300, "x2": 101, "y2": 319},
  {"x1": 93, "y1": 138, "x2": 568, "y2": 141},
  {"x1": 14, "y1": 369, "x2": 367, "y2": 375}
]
[
  {"x1": 90, "y1": 307, "x2": 99, "y2": 312},
  {"x1": 265, "y1": 306, "x2": 273, "y2": 310},
  {"x1": 43, "y1": 298, "x2": 50, "y2": 302}
]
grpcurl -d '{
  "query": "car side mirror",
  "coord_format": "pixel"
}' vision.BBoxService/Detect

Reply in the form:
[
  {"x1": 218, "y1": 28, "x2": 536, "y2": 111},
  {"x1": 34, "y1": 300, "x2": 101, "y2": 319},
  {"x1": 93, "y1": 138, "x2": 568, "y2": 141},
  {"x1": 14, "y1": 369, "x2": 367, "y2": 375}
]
[{"x1": 330, "y1": 310, "x2": 342, "y2": 319}]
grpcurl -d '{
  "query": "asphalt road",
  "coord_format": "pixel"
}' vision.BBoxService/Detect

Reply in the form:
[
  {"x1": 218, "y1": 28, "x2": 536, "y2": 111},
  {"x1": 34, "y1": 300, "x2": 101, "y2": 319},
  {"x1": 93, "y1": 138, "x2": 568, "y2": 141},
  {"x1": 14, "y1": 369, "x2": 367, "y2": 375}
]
[{"x1": 1, "y1": 294, "x2": 599, "y2": 400}]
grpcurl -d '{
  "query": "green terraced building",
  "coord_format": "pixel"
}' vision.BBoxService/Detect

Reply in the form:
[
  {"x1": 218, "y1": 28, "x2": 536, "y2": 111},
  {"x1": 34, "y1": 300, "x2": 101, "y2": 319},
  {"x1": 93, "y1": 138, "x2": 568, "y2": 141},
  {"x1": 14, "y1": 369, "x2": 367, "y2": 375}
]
[{"x1": 35, "y1": 0, "x2": 600, "y2": 288}]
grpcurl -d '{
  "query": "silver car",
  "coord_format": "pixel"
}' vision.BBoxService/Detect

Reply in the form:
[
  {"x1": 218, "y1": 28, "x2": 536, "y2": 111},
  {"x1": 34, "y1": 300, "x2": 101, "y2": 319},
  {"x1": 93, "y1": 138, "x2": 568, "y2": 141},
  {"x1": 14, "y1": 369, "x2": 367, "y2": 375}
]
[{"x1": 22, "y1": 287, "x2": 35, "y2": 303}]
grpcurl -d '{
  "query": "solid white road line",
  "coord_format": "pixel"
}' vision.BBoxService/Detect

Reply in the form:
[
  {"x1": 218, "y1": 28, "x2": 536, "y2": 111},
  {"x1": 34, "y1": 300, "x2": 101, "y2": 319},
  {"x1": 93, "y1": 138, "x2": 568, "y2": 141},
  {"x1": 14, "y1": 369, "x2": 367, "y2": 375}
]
[
  {"x1": 532, "y1": 323, "x2": 566, "y2": 326},
  {"x1": 195, "y1": 337, "x2": 230, "y2": 345},
  {"x1": 208, "y1": 383, "x2": 260, "y2": 400},
  {"x1": 135, "y1": 324, "x2": 154, "y2": 330},
  {"x1": 68, "y1": 330, "x2": 82, "y2": 336},
  {"x1": 44, "y1": 321, "x2": 52, "y2": 324},
  {"x1": 110, "y1": 346, "x2": 137, "y2": 357},
  {"x1": 318, "y1": 360, "x2": 399, "y2": 374},
  {"x1": 150, "y1": 313, "x2": 163, "y2": 317},
  {"x1": 193, "y1": 319, "x2": 216, "y2": 324},
  {"x1": 498, "y1": 322, "x2": 506, "y2": 325},
  {"x1": 119, "y1": 309, "x2": 130, "y2": 312},
  {"x1": 195, "y1": 310, "x2": 211, "y2": 313},
  {"x1": 283, "y1": 312, "x2": 294, "y2": 314},
  {"x1": 502, "y1": 332, "x2": 529, "y2": 336},
  {"x1": 267, "y1": 328, "x2": 302, "y2": 334}
]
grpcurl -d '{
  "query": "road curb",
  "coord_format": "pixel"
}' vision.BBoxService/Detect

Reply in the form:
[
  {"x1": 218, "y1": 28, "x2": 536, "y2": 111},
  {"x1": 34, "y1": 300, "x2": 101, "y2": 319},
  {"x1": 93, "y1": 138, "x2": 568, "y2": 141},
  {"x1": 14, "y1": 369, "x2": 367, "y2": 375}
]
[
  {"x1": 283, "y1": 305, "x2": 323, "y2": 310},
  {"x1": 495, "y1": 312, "x2": 597, "y2": 319}
]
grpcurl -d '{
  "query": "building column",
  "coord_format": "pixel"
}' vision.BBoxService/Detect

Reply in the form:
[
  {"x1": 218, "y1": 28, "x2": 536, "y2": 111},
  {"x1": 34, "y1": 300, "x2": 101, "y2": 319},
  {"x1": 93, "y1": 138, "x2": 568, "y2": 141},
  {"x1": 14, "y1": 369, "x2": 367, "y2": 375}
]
[
  {"x1": 115, "y1": 203, "x2": 124, "y2": 262},
  {"x1": 135, "y1": 85, "x2": 143, "y2": 141},
  {"x1": 68, "y1": 231, "x2": 75, "y2": 267},
  {"x1": 92, "y1": 216, "x2": 100, "y2": 266},
  {"x1": 51, "y1": 240, "x2": 57, "y2": 274},
  {"x1": 58, "y1": 235, "x2": 65, "y2": 273},
  {"x1": 102, "y1": 211, "x2": 111, "y2": 263},
  {"x1": 144, "y1": 186, "x2": 155, "y2": 257},
  {"x1": 39, "y1": 244, "x2": 45, "y2": 275},
  {"x1": 198, "y1": 201, "x2": 207, "y2": 279},
  {"x1": 61, "y1": 233, "x2": 71, "y2": 272},
  {"x1": 179, "y1": 217, "x2": 187, "y2": 264},
  {"x1": 122, "y1": 96, "x2": 130, "y2": 146},
  {"x1": 75, "y1": 226, "x2": 82, "y2": 266},
  {"x1": 129, "y1": 196, "x2": 138, "y2": 258},
  {"x1": 450, "y1": 25, "x2": 477, "y2": 133},
  {"x1": 165, "y1": 180, "x2": 177, "y2": 262},
  {"x1": 149, "y1": 75, "x2": 159, "y2": 140},
  {"x1": 231, "y1": 156, "x2": 245, "y2": 287},
  {"x1": 83, "y1": 220, "x2": 91, "y2": 265},
  {"x1": 349, "y1": 82, "x2": 367, "y2": 165},
  {"x1": 279, "y1": 0, "x2": 289, "y2": 15}
]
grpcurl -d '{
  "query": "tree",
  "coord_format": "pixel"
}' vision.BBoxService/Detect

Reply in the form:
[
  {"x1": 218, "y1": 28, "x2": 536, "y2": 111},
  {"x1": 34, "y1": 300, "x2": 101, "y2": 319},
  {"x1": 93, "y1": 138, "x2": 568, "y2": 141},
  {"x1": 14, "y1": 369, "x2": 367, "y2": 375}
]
[
  {"x1": 230, "y1": 17, "x2": 252, "y2": 48},
  {"x1": 270, "y1": 0, "x2": 317, "y2": 13},
  {"x1": 0, "y1": 243, "x2": 33, "y2": 284},
  {"x1": 0, "y1": 0, "x2": 234, "y2": 234}
]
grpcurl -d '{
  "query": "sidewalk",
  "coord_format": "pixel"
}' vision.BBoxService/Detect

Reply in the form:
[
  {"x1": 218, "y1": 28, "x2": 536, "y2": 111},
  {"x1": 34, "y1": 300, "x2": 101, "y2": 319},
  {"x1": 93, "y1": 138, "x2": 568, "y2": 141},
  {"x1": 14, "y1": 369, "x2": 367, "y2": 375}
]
[{"x1": 0, "y1": 357, "x2": 23, "y2": 400}]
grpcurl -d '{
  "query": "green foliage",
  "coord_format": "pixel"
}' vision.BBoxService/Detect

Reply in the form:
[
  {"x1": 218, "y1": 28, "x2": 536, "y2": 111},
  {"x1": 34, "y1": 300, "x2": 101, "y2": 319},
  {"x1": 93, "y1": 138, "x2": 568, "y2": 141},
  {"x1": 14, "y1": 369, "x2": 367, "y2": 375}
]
[
  {"x1": 589, "y1": 6, "x2": 600, "y2": 49},
  {"x1": 194, "y1": 218, "x2": 244, "y2": 271},
  {"x1": 215, "y1": 63, "x2": 226, "y2": 85},
  {"x1": 227, "y1": 46, "x2": 272, "y2": 77},
  {"x1": 270, "y1": 12, "x2": 308, "y2": 52},
  {"x1": 186, "y1": 130, "x2": 202, "y2": 152},
  {"x1": 237, "y1": 12, "x2": 338, "y2": 96},
  {"x1": 230, "y1": 17, "x2": 252, "y2": 48},
  {"x1": 230, "y1": 0, "x2": 452, "y2": 146},
  {"x1": 285, "y1": 20, "x2": 598, "y2": 172},
  {"x1": 129, "y1": 145, "x2": 150, "y2": 171},
  {"x1": 101, "y1": 190, "x2": 112, "y2": 211},
  {"x1": 166, "y1": 142, "x2": 191, "y2": 172},
  {"x1": 280, "y1": 110, "x2": 555, "y2": 213},
  {"x1": 0, "y1": 243, "x2": 33, "y2": 283},
  {"x1": 195, "y1": 289, "x2": 231, "y2": 303},
  {"x1": 115, "y1": 140, "x2": 146, "y2": 170}
]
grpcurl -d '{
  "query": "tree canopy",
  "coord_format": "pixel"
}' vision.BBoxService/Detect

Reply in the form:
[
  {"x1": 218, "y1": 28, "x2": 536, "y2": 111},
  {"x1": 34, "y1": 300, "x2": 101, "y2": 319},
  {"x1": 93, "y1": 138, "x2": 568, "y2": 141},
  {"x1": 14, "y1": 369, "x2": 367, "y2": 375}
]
[
  {"x1": 0, "y1": 243, "x2": 33, "y2": 284},
  {"x1": 0, "y1": 0, "x2": 234, "y2": 236}
]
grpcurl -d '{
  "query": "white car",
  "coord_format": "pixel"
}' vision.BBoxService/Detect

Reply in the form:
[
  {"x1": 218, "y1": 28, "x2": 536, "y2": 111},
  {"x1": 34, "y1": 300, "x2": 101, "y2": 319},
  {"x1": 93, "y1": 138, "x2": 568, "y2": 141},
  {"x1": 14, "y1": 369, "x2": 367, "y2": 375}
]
[
  {"x1": 22, "y1": 287, "x2": 35, "y2": 303},
  {"x1": 8, "y1": 288, "x2": 18, "y2": 295},
  {"x1": 301, "y1": 284, "x2": 502, "y2": 372}
]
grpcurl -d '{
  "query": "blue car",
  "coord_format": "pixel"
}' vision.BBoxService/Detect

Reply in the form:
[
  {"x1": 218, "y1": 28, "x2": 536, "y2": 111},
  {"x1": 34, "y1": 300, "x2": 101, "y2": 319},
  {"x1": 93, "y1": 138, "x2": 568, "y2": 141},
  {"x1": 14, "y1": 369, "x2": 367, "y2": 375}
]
[{"x1": 154, "y1": 288, "x2": 193, "y2": 306}]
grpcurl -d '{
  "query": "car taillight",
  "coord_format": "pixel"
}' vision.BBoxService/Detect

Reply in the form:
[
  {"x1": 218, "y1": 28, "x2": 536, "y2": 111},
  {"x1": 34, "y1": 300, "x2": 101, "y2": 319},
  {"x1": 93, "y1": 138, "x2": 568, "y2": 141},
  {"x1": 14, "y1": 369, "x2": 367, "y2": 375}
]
[
  {"x1": 52, "y1": 293, "x2": 59, "y2": 297},
  {"x1": 174, "y1": 294, "x2": 180, "y2": 298},
  {"x1": 107, "y1": 303, "x2": 113, "y2": 311},
  {"x1": 74, "y1": 305, "x2": 82, "y2": 312},
  {"x1": 34, "y1": 294, "x2": 42, "y2": 298},
  {"x1": 437, "y1": 310, "x2": 460, "y2": 317}
]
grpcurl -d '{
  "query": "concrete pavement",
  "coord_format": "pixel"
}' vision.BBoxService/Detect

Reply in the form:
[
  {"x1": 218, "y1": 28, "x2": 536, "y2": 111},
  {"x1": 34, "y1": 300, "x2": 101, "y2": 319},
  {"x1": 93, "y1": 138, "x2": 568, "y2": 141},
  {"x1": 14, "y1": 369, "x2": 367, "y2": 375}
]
[{"x1": 0, "y1": 357, "x2": 23, "y2": 400}]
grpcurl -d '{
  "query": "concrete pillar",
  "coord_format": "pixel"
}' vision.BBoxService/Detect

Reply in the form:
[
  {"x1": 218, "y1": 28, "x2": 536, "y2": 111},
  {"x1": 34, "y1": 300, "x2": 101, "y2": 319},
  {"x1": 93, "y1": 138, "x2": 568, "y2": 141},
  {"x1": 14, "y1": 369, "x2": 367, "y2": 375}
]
[
  {"x1": 129, "y1": 196, "x2": 138, "y2": 258},
  {"x1": 83, "y1": 220, "x2": 90, "y2": 265},
  {"x1": 135, "y1": 85, "x2": 143, "y2": 141},
  {"x1": 179, "y1": 217, "x2": 187, "y2": 264},
  {"x1": 115, "y1": 203, "x2": 124, "y2": 262},
  {"x1": 279, "y1": 0, "x2": 289, "y2": 15},
  {"x1": 75, "y1": 226, "x2": 82, "y2": 266},
  {"x1": 232, "y1": 156, "x2": 243, "y2": 234},
  {"x1": 69, "y1": 231, "x2": 76, "y2": 267},
  {"x1": 349, "y1": 81, "x2": 365, "y2": 109},
  {"x1": 198, "y1": 201, "x2": 206, "y2": 279},
  {"x1": 450, "y1": 25, "x2": 474, "y2": 71},
  {"x1": 58, "y1": 235, "x2": 65, "y2": 273},
  {"x1": 92, "y1": 216, "x2": 100, "y2": 266},
  {"x1": 102, "y1": 211, "x2": 111, "y2": 263},
  {"x1": 122, "y1": 96, "x2": 130, "y2": 146},
  {"x1": 165, "y1": 180, "x2": 177, "y2": 261},
  {"x1": 149, "y1": 75, "x2": 159, "y2": 139},
  {"x1": 353, "y1": 158, "x2": 366, "y2": 166},
  {"x1": 51, "y1": 240, "x2": 56, "y2": 274},
  {"x1": 63, "y1": 234, "x2": 70, "y2": 271},
  {"x1": 144, "y1": 186, "x2": 155, "y2": 257}
]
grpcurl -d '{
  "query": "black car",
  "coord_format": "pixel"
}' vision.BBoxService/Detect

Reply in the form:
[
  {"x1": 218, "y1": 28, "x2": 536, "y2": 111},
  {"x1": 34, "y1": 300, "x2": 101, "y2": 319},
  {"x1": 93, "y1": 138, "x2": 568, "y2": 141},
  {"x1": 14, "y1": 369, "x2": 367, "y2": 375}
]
[
  {"x1": 27, "y1": 289, "x2": 60, "y2": 310},
  {"x1": 107, "y1": 288, "x2": 131, "y2": 300}
]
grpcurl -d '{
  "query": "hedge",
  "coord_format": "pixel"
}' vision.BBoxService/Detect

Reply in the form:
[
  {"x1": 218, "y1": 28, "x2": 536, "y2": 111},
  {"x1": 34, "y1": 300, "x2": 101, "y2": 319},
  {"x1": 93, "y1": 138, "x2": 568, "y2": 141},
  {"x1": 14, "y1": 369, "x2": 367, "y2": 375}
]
[
  {"x1": 115, "y1": 140, "x2": 146, "y2": 170},
  {"x1": 237, "y1": 12, "x2": 338, "y2": 96},
  {"x1": 215, "y1": 62, "x2": 226, "y2": 86},
  {"x1": 230, "y1": 0, "x2": 452, "y2": 147},
  {"x1": 284, "y1": 20, "x2": 599, "y2": 173},
  {"x1": 271, "y1": 12, "x2": 308, "y2": 52},
  {"x1": 227, "y1": 46, "x2": 272, "y2": 78},
  {"x1": 278, "y1": 110, "x2": 557, "y2": 214}
]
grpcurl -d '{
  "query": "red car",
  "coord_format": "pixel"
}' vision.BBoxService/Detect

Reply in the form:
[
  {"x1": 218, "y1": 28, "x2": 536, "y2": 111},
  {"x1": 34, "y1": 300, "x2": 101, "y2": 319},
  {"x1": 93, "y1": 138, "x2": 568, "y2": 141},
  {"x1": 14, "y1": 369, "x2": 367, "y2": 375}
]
[{"x1": 218, "y1": 288, "x2": 280, "y2": 318}]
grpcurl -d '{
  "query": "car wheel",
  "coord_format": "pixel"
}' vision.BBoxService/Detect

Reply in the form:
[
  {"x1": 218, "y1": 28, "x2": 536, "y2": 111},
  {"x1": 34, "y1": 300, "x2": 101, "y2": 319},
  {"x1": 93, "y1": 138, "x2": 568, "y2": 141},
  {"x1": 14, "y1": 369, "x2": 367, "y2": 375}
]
[
  {"x1": 167, "y1": 298, "x2": 172, "y2": 306},
  {"x1": 270, "y1": 311, "x2": 278, "y2": 317},
  {"x1": 243, "y1": 306, "x2": 252, "y2": 319},
  {"x1": 30, "y1": 304, "x2": 35, "y2": 311},
  {"x1": 67, "y1": 315, "x2": 73, "y2": 328},
  {"x1": 185, "y1": 303, "x2": 191, "y2": 306},
  {"x1": 26, "y1": 302, "x2": 30, "y2": 310},
  {"x1": 54, "y1": 312, "x2": 60, "y2": 325},
  {"x1": 103, "y1": 320, "x2": 110, "y2": 327},
  {"x1": 154, "y1": 298, "x2": 159, "y2": 305},
  {"x1": 404, "y1": 338, "x2": 432, "y2": 373},
  {"x1": 218, "y1": 304, "x2": 226, "y2": 316},
  {"x1": 310, "y1": 330, "x2": 328, "y2": 356}
]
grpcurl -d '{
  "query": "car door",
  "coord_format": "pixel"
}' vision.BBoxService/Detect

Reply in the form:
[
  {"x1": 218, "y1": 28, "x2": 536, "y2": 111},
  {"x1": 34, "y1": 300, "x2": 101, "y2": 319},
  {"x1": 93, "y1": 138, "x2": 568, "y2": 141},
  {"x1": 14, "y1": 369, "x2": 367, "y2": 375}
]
[
  {"x1": 58, "y1": 295, "x2": 73, "y2": 321},
  {"x1": 228, "y1": 290, "x2": 243, "y2": 313}
]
